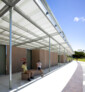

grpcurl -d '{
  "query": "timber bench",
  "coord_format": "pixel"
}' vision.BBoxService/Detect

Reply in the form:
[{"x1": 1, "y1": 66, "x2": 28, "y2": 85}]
[{"x1": 21, "y1": 69, "x2": 42, "y2": 80}]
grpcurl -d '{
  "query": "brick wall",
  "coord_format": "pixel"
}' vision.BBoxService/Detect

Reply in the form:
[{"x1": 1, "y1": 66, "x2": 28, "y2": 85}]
[
  {"x1": 60, "y1": 54, "x2": 67, "y2": 63},
  {"x1": 6, "y1": 46, "x2": 27, "y2": 74},
  {"x1": 32, "y1": 49, "x2": 58, "y2": 69}
]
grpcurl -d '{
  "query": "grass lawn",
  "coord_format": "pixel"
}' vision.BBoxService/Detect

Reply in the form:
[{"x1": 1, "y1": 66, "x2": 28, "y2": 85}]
[
  {"x1": 78, "y1": 58, "x2": 85, "y2": 62},
  {"x1": 74, "y1": 58, "x2": 85, "y2": 62}
]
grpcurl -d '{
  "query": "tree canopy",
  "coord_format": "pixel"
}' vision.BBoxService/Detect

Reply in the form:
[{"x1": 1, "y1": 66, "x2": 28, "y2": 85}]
[{"x1": 72, "y1": 51, "x2": 85, "y2": 58}]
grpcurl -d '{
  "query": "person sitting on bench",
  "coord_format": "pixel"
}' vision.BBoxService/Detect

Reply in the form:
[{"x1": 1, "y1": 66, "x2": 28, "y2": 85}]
[
  {"x1": 36, "y1": 60, "x2": 44, "y2": 77},
  {"x1": 22, "y1": 61, "x2": 34, "y2": 81}
]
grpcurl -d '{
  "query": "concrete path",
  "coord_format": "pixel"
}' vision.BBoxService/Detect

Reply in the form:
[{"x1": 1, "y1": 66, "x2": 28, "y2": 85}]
[
  {"x1": 10, "y1": 61, "x2": 78, "y2": 92},
  {"x1": 0, "y1": 63, "x2": 65, "y2": 92},
  {"x1": 0, "y1": 61, "x2": 83, "y2": 92},
  {"x1": 79, "y1": 61, "x2": 85, "y2": 92},
  {"x1": 62, "y1": 61, "x2": 83, "y2": 92}
]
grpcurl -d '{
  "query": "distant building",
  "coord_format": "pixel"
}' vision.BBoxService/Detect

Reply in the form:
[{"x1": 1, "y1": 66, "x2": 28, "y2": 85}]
[
  {"x1": 77, "y1": 49, "x2": 85, "y2": 53},
  {"x1": 77, "y1": 49, "x2": 82, "y2": 52}
]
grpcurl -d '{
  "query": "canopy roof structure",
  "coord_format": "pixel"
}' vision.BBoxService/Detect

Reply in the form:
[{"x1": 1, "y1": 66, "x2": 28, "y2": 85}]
[{"x1": 0, "y1": 0, "x2": 74, "y2": 55}]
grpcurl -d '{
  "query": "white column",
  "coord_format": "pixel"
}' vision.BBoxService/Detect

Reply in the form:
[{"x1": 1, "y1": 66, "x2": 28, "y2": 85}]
[
  {"x1": 9, "y1": 7, "x2": 12, "y2": 89},
  {"x1": 58, "y1": 45, "x2": 60, "y2": 66},
  {"x1": 49, "y1": 37, "x2": 51, "y2": 72},
  {"x1": 64, "y1": 48, "x2": 65, "y2": 63}
]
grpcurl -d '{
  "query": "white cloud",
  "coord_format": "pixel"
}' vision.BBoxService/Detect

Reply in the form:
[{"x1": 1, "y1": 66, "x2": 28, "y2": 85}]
[
  {"x1": 80, "y1": 17, "x2": 85, "y2": 22},
  {"x1": 74, "y1": 17, "x2": 80, "y2": 22},
  {"x1": 74, "y1": 17, "x2": 85, "y2": 22}
]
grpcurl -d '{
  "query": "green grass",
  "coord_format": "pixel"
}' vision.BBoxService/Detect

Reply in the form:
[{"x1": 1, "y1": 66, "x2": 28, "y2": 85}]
[
  {"x1": 74, "y1": 58, "x2": 85, "y2": 62},
  {"x1": 78, "y1": 58, "x2": 85, "y2": 62},
  {"x1": 67, "y1": 57, "x2": 73, "y2": 61}
]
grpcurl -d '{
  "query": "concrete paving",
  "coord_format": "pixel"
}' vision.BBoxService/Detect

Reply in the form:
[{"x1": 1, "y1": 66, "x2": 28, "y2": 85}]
[
  {"x1": 0, "y1": 63, "x2": 64, "y2": 92},
  {"x1": 0, "y1": 61, "x2": 82, "y2": 92},
  {"x1": 79, "y1": 61, "x2": 85, "y2": 92},
  {"x1": 10, "y1": 61, "x2": 77, "y2": 92},
  {"x1": 62, "y1": 61, "x2": 83, "y2": 92}
]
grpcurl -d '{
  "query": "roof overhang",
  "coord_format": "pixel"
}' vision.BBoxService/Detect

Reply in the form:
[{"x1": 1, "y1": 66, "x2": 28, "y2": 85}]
[{"x1": 0, "y1": 0, "x2": 74, "y2": 55}]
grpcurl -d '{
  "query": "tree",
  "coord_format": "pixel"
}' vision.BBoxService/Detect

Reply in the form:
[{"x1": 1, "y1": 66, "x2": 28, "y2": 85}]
[{"x1": 72, "y1": 51, "x2": 85, "y2": 58}]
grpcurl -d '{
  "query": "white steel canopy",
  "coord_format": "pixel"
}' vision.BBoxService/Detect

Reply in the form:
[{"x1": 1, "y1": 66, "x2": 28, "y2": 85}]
[{"x1": 0, "y1": 0, "x2": 74, "y2": 55}]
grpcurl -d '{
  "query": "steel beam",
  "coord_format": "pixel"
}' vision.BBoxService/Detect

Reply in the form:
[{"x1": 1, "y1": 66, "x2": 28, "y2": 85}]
[
  {"x1": 38, "y1": 0, "x2": 74, "y2": 54},
  {"x1": 0, "y1": 5, "x2": 10, "y2": 17},
  {"x1": 14, "y1": 32, "x2": 58, "y2": 46},
  {"x1": 11, "y1": 0, "x2": 20, "y2": 6},
  {"x1": 40, "y1": 0, "x2": 66, "y2": 39},
  {"x1": 2, "y1": 0, "x2": 11, "y2": 6},
  {"x1": 1, "y1": 0, "x2": 73, "y2": 54},
  {"x1": 2, "y1": 0, "x2": 20, "y2": 6},
  {"x1": 2, "y1": 17, "x2": 58, "y2": 46},
  {"x1": 0, "y1": 0, "x2": 20, "y2": 17},
  {"x1": 4, "y1": 16, "x2": 54, "y2": 37},
  {"x1": 0, "y1": 25, "x2": 31, "y2": 40},
  {"x1": 0, "y1": 25, "x2": 58, "y2": 48},
  {"x1": 0, "y1": 3, "x2": 68, "y2": 52},
  {"x1": 14, "y1": 6, "x2": 65, "y2": 49},
  {"x1": 14, "y1": 7, "x2": 54, "y2": 37},
  {"x1": 32, "y1": 1, "x2": 71, "y2": 53},
  {"x1": 14, "y1": 36, "x2": 48, "y2": 46},
  {"x1": 2, "y1": 17, "x2": 40, "y2": 37},
  {"x1": 32, "y1": 43, "x2": 58, "y2": 49}
]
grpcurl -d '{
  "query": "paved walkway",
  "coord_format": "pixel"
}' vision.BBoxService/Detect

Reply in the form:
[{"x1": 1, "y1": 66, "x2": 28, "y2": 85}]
[
  {"x1": 79, "y1": 61, "x2": 85, "y2": 92},
  {"x1": 0, "y1": 61, "x2": 83, "y2": 92},
  {"x1": 0, "y1": 63, "x2": 65, "y2": 92},
  {"x1": 62, "y1": 61, "x2": 83, "y2": 92},
  {"x1": 10, "y1": 61, "x2": 78, "y2": 92}
]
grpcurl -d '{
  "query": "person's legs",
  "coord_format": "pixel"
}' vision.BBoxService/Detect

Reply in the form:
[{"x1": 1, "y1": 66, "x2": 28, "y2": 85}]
[
  {"x1": 28, "y1": 73, "x2": 31, "y2": 81},
  {"x1": 40, "y1": 69, "x2": 43, "y2": 74},
  {"x1": 28, "y1": 70, "x2": 34, "y2": 79},
  {"x1": 40, "y1": 69, "x2": 44, "y2": 77},
  {"x1": 25, "y1": 71, "x2": 31, "y2": 81},
  {"x1": 38, "y1": 67, "x2": 44, "y2": 77},
  {"x1": 30, "y1": 71, "x2": 34, "y2": 79}
]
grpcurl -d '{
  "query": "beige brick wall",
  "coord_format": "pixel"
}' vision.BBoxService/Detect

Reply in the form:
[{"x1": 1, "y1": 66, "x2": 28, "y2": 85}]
[
  {"x1": 32, "y1": 49, "x2": 58, "y2": 69},
  {"x1": 6, "y1": 46, "x2": 27, "y2": 74},
  {"x1": 60, "y1": 54, "x2": 67, "y2": 63}
]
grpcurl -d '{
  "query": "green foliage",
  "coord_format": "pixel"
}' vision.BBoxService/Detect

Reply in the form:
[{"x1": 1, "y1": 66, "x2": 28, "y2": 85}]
[
  {"x1": 67, "y1": 56, "x2": 73, "y2": 62},
  {"x1": 72, "y1": 51, "x2": 85, "y2": 58}
]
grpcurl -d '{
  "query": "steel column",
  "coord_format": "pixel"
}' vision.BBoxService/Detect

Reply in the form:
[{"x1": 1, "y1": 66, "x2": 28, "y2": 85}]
[
  {"x1": 49, "y1": 37, "x2": 51, "y2": 72},
  {"x1": 9, "y1": 7, "x2": 12, "y2": 89},
  {"x1": 64, "y1": 48, "x2": 65, "y2": 63},
  {"x1": 58, "y1": 45, "x2": 60, "y2": 66}
]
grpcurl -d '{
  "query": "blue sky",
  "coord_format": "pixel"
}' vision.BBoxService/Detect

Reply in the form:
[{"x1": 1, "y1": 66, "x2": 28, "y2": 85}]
[{"x1": 46, "y1": 0, "x2": 85, "y2": 51}]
